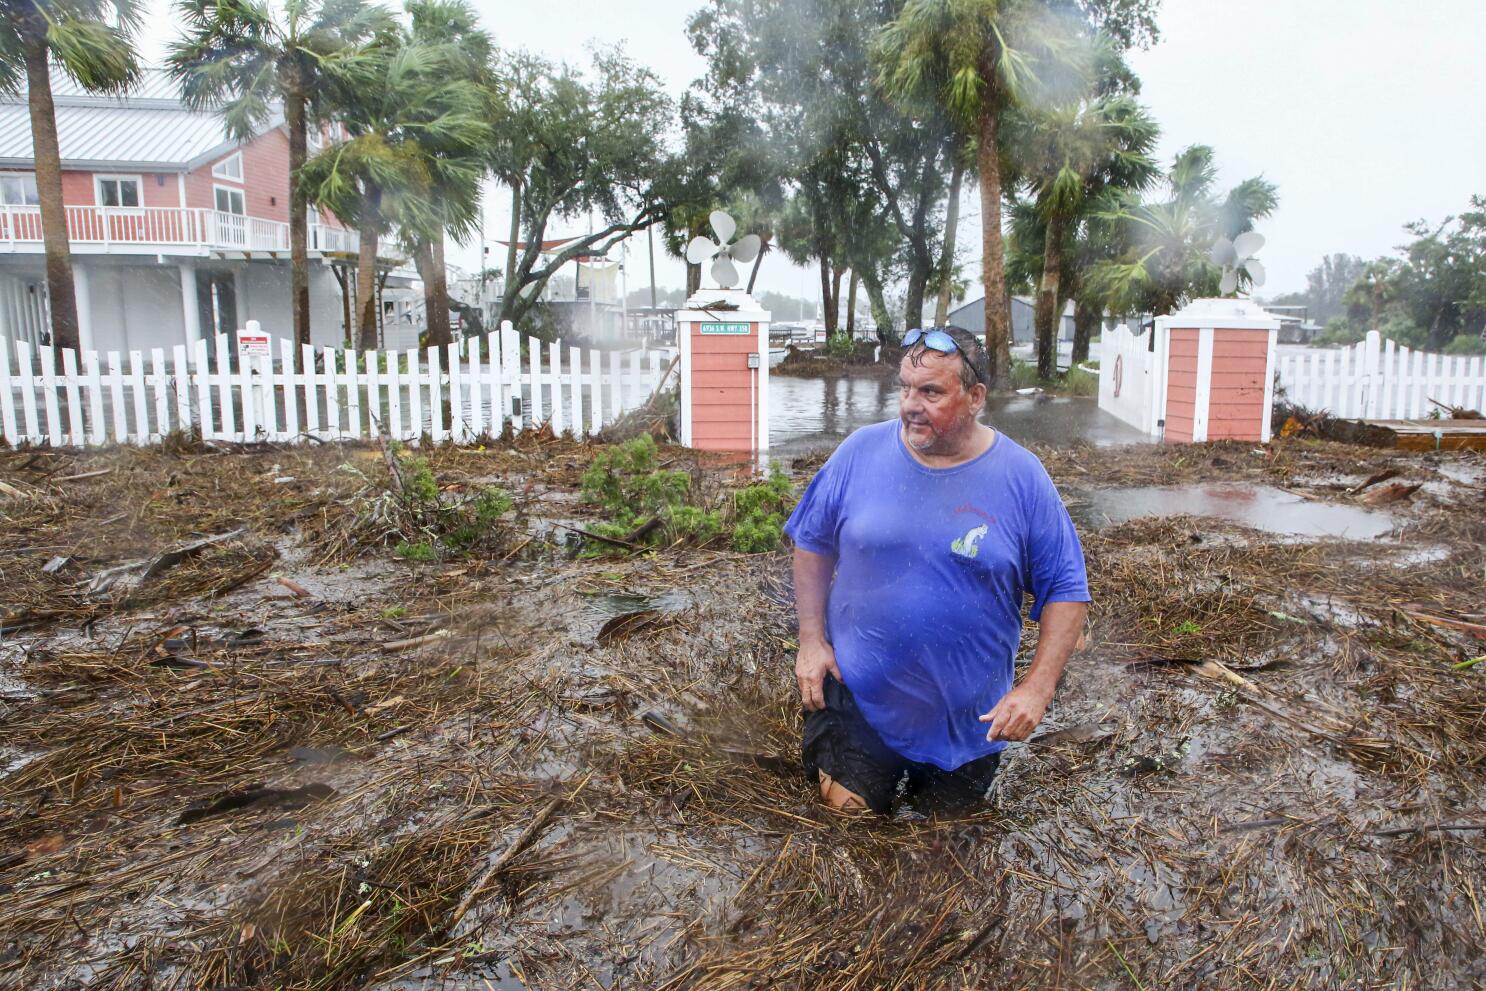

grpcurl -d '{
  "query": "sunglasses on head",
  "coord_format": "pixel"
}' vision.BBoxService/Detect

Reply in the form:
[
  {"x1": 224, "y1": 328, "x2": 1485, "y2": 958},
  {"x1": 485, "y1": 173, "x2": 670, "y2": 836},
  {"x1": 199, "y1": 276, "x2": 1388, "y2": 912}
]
[{"x1": 901, "y1": 327, "x2": 982, "y2": 385}]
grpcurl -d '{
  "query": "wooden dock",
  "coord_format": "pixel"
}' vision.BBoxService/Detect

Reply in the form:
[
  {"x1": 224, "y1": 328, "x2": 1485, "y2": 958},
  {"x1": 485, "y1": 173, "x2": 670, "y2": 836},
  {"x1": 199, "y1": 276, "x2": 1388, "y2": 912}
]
[{"x1": 1348, "y1": 418, "x2": 1486, "y2": 451}]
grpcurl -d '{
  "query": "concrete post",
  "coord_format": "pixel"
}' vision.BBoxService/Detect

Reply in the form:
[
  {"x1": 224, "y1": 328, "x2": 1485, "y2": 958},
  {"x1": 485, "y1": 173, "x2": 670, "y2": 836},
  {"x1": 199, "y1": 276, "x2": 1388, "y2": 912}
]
[
  {"x1": 232, "y1": 267, "x2": 248, "y2": 326},
  {"x1": 179, "y1": 263, "x2": 201, "y2": 344},
  {"x1": 73, "y1": 263, "x2": 94, "y2": 354}
]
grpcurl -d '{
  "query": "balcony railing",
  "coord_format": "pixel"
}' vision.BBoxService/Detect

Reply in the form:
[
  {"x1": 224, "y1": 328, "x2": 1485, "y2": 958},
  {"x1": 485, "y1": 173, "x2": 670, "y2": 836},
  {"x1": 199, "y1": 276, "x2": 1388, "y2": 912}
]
[{"x1": 0, "y1": 205, "x2": 364, "y2": 257}]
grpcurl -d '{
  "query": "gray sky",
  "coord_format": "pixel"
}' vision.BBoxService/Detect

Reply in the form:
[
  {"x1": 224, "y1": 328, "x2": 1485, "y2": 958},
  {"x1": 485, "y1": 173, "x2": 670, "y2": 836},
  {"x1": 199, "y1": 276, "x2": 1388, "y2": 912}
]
[{"x1": 138, "y1": 0, "x2": 1486, "y2": 311}]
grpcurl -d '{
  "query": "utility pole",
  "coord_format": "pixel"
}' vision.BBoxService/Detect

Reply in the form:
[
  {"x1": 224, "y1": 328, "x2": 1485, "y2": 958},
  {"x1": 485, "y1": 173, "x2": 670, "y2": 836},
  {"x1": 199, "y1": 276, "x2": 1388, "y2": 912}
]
[{"x1": 647, "y1": 224, "x2": 658, "y2": 309}]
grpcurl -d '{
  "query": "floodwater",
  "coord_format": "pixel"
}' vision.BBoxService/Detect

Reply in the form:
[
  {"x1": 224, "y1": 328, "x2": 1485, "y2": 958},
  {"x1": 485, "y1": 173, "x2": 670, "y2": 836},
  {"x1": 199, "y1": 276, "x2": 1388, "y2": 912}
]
[
  {"x1": 768, "y1": 374, "x2": 1150, "y2": 457},
  {"x1": 1066, "y1": 482, "x2": 1398, "y2": 540}
]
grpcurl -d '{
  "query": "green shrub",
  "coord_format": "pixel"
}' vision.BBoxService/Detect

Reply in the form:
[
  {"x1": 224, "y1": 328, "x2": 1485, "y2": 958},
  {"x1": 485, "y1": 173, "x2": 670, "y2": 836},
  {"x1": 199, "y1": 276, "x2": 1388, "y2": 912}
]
[
  {"x1": 669, "y1": 505, "x2": 722, "y2": 541},
  {"x1": 827, "y1": 334, "x2": 856, "y2": 360},
  {"x1": 402, "y1": 457, "x2": 439, "y2": 504},
  {"x1": 580, "y1": 435, "x2": 689, "y2": 528},
  {"x1": 731, "y1": 469, "x2": 794, "y2": 553},
  {"x1": 1444, "y1": 334, "x2": 1486, "y2": 356},
  {"x1": 394, "y1": 540, "x2": 438, "y2": 562},
  {"x1": 1063, "y1": 366, "x2": 1098, "y2": 397}
]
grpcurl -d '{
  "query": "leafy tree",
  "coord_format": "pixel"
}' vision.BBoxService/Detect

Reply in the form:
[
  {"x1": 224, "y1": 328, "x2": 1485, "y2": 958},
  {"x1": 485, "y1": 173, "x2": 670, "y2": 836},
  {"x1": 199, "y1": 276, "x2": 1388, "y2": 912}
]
[
  {"x1": 3, "y1": 0, "x2": 141, "y2": 351},
  {"x1": 171, "y1": 0, "x2": 393, "y2": 354},
  {"x1": 1265, "y1": 253, "x2": 1365, "y2": 327},
  {"x1": 1340, "y1": 198, "x2": 1486, "y2": 350},
  {"x1": 298, "y1": 10, "x2": 489, "y2": 349},
  {"x1": 1089, "y1": 144, "x2": 1278, "y2": 316},
  {"x1": 688, "y1": 0, "x2": 954, "y2": 333},
  {"x1": 490, "y1": 50, "x2": 673, "y2": 333}
]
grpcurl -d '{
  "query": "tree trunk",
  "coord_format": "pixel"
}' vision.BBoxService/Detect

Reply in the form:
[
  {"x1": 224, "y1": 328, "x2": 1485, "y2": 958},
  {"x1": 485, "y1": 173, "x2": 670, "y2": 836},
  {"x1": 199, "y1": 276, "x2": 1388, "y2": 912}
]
[
  {"x1": 503, "y1": 179, "x2": 521, "y2": 303},
  {"x1": 333, "y1": 263, "x2": 352, "y2": 344},
  {"x1": 686, "y1": 261, "x2": 701, "y2": 296},
  {"x1": 1034, "y1": 214, "x2": 1064, "y2": 380},
  {"x1": 830, "y1": 264, "x2": 845, "y2": 335},
  {"x1": 1072, "y1": 298, "x2": 1099, "y2": 365},
  {"x1": 934, "y1": 156, "x2": 965, "y2": 327},
  {"x1": 904, "y1": 262, "x2": 927, "y2": 334},
  {"x1": 285, "y1": 83, "x2": 311, "y2": 361},
  {"x1": 846, "y1": 271, "x2": 859, "y2": 338},
  {"x1": 355, "y1": 192, "x2": 380, "y2": 350},
  {"x1": 977, "y1": 104, "x2": 1012, "y2": 392},
  {"x1": 818, "y1": 254, "x2": 836, "y2": 336},
  {"x1": 862, "y1": 268, "x2": 894, "y2": 344},
  {"x1": 22, "y1": 27, "x2": 79, "y2": 353}
]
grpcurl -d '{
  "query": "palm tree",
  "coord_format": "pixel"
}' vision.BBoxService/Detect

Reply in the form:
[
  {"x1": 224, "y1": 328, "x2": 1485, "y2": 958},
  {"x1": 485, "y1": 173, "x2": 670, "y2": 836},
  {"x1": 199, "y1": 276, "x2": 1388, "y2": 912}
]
[
  {"x1": 299, "y1": 19, "x2": 489, "y2": 349},
  {"x1": 397, "y1": 0, "x2": 494, "y2": 347},
  {"x1": 1, "y1": 0, "x2": 140, "y2": 352},
  {"x1": 1009, "y1": 92, "x2": 1158, "y2": 377},
  {"x1": 876, "y1": 0, "x2": 1083, "y2": 391},
  {"x1": 1090, "y1": 145, "x2": 1279, "y2": 316},
  {"x1": 169, "y1": 0, "x2": 393, "y2": 354}
]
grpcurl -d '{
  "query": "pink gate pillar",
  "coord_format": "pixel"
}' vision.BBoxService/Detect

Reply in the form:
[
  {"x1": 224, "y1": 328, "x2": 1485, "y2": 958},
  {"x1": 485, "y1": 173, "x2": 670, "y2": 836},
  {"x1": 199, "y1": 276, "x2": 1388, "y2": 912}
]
[
  {"x1": 676, "y1": 288, "x2": 771, "y2": 453},
  {"x1": 1155, "y1": 298, "x2": 1280, "y2": 444}
]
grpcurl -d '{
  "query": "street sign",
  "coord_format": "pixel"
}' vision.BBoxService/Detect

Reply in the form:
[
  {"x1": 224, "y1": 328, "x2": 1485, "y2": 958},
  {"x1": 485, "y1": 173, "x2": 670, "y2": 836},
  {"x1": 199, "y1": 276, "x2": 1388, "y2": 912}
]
[
  {"x1": 237, "y1": 332, "x2": 271, "y2": 358},
  {"x1": 700, "y1": 322, "x2": 750, "y2": 335}
]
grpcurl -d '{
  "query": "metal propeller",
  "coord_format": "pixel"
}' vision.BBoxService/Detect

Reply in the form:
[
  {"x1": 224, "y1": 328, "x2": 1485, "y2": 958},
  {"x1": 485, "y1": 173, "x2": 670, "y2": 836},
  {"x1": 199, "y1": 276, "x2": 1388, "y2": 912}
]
[{"x1": 685, "y1": 210, "x2": 761, "y2": 290}]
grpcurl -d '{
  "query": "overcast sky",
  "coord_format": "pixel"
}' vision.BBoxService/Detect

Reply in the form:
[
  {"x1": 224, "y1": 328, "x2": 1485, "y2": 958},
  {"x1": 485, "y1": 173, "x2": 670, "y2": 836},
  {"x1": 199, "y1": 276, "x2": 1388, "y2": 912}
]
[{"x1": 138, "y1": 0, "x2": 1486, "y2": 310}]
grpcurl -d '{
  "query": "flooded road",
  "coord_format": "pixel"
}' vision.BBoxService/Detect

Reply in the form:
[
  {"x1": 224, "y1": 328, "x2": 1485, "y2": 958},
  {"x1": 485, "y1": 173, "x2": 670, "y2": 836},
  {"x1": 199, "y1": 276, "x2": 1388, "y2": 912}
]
[
  {"x1": 768, "y1": 374, "x2": 1151, "y2": 457},
  {"x1": 1066, "y1": 482, "x2": 1398, "y2": 539}
]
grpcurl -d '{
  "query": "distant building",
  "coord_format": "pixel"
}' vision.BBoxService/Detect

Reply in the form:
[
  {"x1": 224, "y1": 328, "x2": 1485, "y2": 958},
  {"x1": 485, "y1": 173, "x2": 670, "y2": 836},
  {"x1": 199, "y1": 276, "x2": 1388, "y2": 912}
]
[
  {"x1": 0, "y1": 68, "x2": 416, "y2": 352},
  {"x1": 490, "y1": 238, "x2": 629, "y2": 343},
  {"x1": 946, "y1": 295, "x2": 1075, "y2": 343},
  {"x1": 1261, "y1": 304, "x2": 1320, "y2": 344}
]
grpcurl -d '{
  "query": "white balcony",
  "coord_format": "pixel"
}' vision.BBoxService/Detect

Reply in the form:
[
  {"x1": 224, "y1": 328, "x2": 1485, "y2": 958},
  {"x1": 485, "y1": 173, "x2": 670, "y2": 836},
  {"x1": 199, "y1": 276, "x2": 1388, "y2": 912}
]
[{"x1": 0, "y1": 204, "x2": 377, "y2": 260}]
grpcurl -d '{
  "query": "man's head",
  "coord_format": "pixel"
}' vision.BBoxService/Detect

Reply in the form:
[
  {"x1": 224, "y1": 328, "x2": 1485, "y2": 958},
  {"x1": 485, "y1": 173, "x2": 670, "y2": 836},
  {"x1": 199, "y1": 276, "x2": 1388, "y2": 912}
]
[{"x1": 898, "y1": 325, "x2": 989, "y2": 454}]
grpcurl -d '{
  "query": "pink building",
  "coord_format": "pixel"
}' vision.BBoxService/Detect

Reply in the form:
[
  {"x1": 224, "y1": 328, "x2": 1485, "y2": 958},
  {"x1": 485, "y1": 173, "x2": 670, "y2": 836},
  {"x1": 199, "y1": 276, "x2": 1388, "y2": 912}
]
[{"x1": 0, "y1": 69, "x2": 414, "y2": 353}]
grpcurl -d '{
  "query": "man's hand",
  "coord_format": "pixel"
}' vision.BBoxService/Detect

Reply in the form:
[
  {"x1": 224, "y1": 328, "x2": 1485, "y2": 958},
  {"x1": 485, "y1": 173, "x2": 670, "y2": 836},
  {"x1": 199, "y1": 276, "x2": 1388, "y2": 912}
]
[
  {"x1": 978, "y1": 683, "x2": 1052, "y2": 742},
  {"x1": 796, "y1": 636, "x2": 843, "y2": 712}
]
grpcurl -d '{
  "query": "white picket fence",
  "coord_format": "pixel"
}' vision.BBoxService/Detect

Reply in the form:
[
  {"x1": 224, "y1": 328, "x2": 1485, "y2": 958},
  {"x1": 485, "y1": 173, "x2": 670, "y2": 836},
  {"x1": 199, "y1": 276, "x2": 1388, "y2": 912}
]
[
  {"x1": 1276, "y1": 330, "x2": 1486, "y2": 420},
  {"x1": 1095, "y1": 322, "x2": 1161, "y2": 435},
  {"x1": 0, "y1": 321, "x2": 676, "y2": 448}
]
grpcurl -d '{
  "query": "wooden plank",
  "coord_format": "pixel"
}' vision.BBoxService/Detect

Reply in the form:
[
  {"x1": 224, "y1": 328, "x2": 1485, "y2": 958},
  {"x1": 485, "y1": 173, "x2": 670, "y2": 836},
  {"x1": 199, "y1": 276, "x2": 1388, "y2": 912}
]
[
  {"x1": 192, "y1": 338, "x2": 211, "y2": 440},
  {"x1": 323, "y1": 345, "x2": 340, "y2": 440},
  {"x1": 569, "y1": 345, "x2": 584, "y2": 439},
  {"x1": 16, "y1": 342, "x2": 39, "y2": 445},
  {"x1": 302, "y1": 343, "x2": 320, "y2": 439},
  {"x1": 406, "y1": 347, "x2": 422, "y2": 442},
  {"x1": 0, "y1": 338, "x2": 17, "y2": 446},
  {"x1": 150, "y1": 348, "x2": 168, "y2": 442},
  {"x1": 38, "y1": 345, "x2": 62, "y2": 447},
  {"x1": 428, "y1": 345, "x2": 444, "y2": 443},
  {"x1": 279, "y1": 338, "x2": 299, "y2": 440},
  {"x1": 344, "y1": 348, "x2": 362, "y2": 440},
  {"x1": 129, "y1": 350, "x2": 149, "y2": 443},
  {"x1": 107, "y1": 350, "x2": 128, "y2": 444},
  {"x1": 550, "y1": 340, "x2": 564, "y2": 436},
  {"x1": 386, "y1": 348, "x2": 403, "y2": 440},
  {"x1": 63, "y1": 347, "x2": 84, "y2": 445}
]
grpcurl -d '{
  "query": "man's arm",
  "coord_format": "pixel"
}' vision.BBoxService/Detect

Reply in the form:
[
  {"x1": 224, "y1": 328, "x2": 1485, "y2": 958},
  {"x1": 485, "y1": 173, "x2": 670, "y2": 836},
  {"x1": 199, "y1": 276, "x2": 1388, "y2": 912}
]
[
  {"x1": 793, "y1": 545, "x2": 842, "y2": 712},
  {"x1": 979, "y1": 600, "x2": 1087, "y2": 742}
]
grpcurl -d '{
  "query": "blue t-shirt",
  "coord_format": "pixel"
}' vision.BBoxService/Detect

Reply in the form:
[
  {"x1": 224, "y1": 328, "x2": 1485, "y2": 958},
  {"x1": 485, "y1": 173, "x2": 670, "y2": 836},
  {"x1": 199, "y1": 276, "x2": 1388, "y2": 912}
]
[{"x1": 783, "y1": 420, "x2": 1090, "y2": 770}]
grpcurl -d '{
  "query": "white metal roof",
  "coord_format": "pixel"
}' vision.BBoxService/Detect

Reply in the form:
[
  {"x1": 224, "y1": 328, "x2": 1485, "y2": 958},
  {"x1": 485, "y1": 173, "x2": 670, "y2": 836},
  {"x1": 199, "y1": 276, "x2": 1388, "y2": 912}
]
[{"x1": 0, "y1": 68, "x2": 281, "y2": 172}]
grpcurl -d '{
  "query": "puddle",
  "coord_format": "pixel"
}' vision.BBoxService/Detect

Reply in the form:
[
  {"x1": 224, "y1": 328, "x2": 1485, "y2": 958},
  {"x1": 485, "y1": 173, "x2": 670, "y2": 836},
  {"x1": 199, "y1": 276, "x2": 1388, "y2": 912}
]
[
  {"x1": 582, "y1": 590, "x2": 692, "y2": 618},
  {"x1": 1068, "y1": 483, "x2": 1397, "y2": 540}
]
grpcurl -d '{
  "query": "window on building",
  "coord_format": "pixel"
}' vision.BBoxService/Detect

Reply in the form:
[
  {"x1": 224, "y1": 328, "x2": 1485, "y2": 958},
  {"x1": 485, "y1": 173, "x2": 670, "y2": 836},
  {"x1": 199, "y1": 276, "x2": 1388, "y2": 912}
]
[
  {"x1": 0, "y1": 173, "x2": 40, "y2": 205},
  {"x1": 211, "y1": 152, "x2": 243, "y2": 181},
  {"x1": 96, "y1": 176, "x2": 141, "y2": 208},
  {"x1": 214, "y1": 185, "x2": 246, "y2": 215}
]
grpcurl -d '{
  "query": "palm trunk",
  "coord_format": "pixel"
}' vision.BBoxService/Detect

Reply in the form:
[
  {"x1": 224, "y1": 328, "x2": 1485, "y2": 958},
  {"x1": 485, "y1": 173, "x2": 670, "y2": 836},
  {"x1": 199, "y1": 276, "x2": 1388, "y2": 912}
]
[
  {"x1": 686, "y1": 261, "x2": 701, "y2": 296},
  {"x1": 1034, "y1": 214, "x2": 1064, "y2": 380},
  {"x1": 23, "y1": 27, "x2": 79, "y2": 353},
  {"x1": 333, "y1": 263, "x2": 352, "y2": 344},
  {"x1": 1072, "y1": 298, "x2": 1098, "y2": 365},
  {"x1": 935, "y1": 156, "x2": 965, "y2": 327},
  {"x1": 285, "y1": 85, "x2": 311, "y2": 361},
  {"x1": 846, "y1": 271, "x2": 858, "y2": 338},
  {"x1": 503, "y1": 179, "x2": 521, "y2": 305},
  {"x1": 746, "y1": 234, "x2": 768, "y2": 294},
  {"x1": 977, "y1": 104, "x2": 1012, "y2": 392},
  {"x1": 430, "y1": 233, "x2": 451, "y2": 345},
  {"x1": 355, "y1": 191, "x2": 380, "y2": 350}
]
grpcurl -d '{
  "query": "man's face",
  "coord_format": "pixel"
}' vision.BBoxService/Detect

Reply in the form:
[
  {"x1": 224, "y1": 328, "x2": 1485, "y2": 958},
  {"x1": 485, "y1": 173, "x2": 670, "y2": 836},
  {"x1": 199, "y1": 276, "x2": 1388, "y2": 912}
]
[{"x1": 898, "y1": 349, "x2": 985, "y2": 453}]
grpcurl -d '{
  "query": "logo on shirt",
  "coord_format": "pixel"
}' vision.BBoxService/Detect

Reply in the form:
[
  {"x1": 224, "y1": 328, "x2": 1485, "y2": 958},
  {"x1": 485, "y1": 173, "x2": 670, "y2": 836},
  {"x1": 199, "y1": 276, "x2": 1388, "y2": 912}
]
[{"x1": 951, "y1": 523, "x2": 989, "y2": 559}]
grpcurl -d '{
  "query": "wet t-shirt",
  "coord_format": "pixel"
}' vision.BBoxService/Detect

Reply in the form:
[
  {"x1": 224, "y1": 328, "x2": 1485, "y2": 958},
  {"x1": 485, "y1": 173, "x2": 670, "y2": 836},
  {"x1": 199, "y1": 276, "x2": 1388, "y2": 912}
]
[{"x1": 783, "y1": 419, "x2": 1090, "y2": 770}]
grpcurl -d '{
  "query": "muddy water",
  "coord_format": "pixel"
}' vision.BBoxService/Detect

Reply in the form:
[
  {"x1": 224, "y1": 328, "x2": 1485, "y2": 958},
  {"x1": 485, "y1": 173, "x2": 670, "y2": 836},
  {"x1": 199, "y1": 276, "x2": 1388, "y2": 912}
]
[
  {"x1": 1066, "y1": 483, "x2": 1398, "y2": 540},
  {"x1": 768, "y1": 375, "x2": 1151, "y2": 457}
]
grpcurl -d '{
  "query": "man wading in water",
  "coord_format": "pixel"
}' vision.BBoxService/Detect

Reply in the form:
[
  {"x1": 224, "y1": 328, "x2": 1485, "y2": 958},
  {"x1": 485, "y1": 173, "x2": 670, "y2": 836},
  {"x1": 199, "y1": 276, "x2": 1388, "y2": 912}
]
[{"x1": 784, "y1": 326, "x2": 1090, "y2": 814}]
